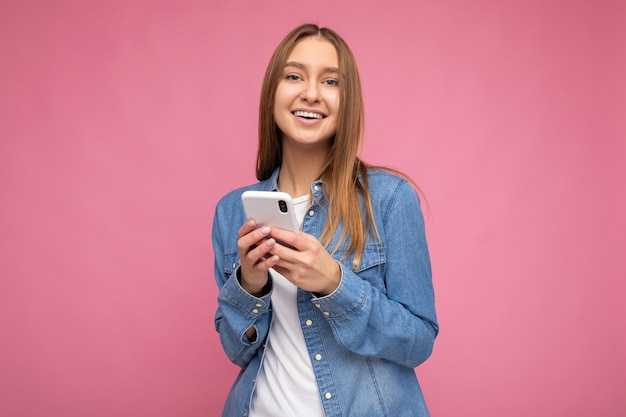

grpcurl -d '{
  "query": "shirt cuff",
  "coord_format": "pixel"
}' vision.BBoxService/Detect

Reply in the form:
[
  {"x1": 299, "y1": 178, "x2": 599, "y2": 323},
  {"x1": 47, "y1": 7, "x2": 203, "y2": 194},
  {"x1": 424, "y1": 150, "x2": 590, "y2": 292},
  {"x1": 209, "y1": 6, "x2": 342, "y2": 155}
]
[{"x1": 310, "y1": 260, "x2": 368, "y2": 320}]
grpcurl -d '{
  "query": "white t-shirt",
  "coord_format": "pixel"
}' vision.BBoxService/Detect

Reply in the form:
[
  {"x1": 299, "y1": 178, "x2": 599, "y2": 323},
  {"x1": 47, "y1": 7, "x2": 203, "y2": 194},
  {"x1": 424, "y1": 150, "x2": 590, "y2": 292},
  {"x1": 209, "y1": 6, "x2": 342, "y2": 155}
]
[{"x1": 250, "y1": 194, "x2": 325, "y2": 417}]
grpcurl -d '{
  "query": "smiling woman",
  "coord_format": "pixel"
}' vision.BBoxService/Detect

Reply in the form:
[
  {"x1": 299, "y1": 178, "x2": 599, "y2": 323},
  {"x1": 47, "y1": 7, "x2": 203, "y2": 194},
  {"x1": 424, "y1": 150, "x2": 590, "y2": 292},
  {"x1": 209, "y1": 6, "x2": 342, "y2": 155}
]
[{"x1": 212, "y1": 24, "x2": 438, "y2": 417}]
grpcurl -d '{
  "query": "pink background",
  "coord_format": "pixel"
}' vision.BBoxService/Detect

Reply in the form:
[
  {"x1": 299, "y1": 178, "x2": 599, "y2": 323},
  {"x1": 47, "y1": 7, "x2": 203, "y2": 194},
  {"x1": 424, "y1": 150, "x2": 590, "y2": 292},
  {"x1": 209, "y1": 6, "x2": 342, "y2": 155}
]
[{"x1": 1, "y1": 0, "x2": 625, "y2": 416}]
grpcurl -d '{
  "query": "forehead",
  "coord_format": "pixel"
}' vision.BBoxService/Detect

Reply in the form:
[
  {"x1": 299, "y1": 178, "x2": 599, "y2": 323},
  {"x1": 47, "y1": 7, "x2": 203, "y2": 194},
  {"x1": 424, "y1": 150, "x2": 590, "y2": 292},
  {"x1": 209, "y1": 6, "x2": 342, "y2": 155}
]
[{"x1": 286, "y1": 37, "x2": 338, "y2": 68}]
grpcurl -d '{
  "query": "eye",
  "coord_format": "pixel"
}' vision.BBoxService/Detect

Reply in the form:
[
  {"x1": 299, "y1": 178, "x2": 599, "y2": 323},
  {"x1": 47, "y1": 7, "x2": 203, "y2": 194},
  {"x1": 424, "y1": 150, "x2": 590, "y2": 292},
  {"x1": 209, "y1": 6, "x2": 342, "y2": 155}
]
[
  {"x1": 285, "y1": 74, "x2": 302, "y2": 82},
  {"x1": 324, "y1": 79, "x2": 338, "y2": 87}
]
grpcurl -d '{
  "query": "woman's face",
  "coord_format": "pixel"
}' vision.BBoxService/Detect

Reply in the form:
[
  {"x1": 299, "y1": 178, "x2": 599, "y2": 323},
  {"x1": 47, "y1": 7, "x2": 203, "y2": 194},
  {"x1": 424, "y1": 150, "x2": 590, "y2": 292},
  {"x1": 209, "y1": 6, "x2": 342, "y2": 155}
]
[{"x1": 273, "y1": 37, "x2": 339, "y2": 151}]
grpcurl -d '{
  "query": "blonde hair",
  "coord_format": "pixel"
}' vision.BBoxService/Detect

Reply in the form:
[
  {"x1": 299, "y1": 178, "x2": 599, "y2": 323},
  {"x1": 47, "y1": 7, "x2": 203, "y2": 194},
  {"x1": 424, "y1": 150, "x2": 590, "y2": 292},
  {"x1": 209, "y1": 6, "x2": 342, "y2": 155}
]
[{"x1": 257, "y1": 24, "x2": 377, "y2": 267}]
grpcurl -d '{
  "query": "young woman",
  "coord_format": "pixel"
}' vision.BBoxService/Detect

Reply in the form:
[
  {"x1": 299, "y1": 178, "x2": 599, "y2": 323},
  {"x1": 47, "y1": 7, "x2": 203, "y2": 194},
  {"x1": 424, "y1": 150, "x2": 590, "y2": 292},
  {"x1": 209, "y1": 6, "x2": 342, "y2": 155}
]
[{"x1": 213, "y1": 24, "x2": 438, "y2": 417}]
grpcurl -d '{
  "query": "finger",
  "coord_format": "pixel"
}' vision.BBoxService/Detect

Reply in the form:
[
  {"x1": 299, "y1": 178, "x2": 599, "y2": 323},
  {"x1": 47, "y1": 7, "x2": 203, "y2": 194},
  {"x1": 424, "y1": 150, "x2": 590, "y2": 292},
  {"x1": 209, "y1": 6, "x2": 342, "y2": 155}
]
[
  {"x1": 237, "y1": 219, "x2": 257, "y2": 238},
  {"x1": 238, "y1": 225, "x2": 272, "y2": 254},
  {"x1": 260, "y1": 254, "x2": 280, "y2": 269},
  {"x1": 246, "y1": 237, "x2": 277, "y2": 264},
  {"x1": 268, "y1": 227, "x2": 300, "y2": 250}
]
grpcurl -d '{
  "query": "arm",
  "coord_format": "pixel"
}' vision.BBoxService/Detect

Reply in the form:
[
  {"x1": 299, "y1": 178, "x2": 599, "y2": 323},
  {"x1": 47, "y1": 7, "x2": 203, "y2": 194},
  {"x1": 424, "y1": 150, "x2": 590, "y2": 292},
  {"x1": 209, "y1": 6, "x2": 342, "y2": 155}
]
[
  {"x1": 312, "y1": 180, "x2": 438, "y2": 368},
  {"x1": 212, "y1": 205, "x2": 273, "y2": 368}
]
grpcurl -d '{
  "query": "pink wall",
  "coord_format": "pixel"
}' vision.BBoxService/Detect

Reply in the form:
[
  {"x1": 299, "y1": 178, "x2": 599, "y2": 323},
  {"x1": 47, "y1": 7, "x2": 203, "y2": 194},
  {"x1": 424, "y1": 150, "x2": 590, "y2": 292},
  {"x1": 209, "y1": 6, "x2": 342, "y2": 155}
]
[{"x1": 1, "y1": 1, "x2": 624, "y2": 416}]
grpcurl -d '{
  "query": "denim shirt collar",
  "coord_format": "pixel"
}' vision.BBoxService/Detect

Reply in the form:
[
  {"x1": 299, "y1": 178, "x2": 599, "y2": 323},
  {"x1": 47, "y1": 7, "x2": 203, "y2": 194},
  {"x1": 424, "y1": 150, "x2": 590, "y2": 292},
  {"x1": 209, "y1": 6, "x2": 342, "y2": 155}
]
[
  {"x1": 263, "y1": 167, "x2": 325, "y2": 196},
  {"x1": 261, "y1": 168, "x2": 280, "y2": 191}
]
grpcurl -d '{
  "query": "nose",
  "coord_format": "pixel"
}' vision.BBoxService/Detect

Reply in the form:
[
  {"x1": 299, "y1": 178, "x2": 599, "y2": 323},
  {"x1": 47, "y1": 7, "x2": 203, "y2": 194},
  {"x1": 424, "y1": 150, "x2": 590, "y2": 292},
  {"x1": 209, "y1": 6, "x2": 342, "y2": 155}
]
[{"x1": 300, "y1": 81, "x2": 320, "y2": 103}]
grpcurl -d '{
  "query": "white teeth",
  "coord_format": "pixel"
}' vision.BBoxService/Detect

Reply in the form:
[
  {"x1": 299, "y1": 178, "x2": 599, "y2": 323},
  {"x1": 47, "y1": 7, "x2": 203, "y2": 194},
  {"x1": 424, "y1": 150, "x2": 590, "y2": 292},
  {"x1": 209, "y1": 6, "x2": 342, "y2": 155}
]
[{"x1": 293, "y1": 110, "x2": 323, "y2": 119}]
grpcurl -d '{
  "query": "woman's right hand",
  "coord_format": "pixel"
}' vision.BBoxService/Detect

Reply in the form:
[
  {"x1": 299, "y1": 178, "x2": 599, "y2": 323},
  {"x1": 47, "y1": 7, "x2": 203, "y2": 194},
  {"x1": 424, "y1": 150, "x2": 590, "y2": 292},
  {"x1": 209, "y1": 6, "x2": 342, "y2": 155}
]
[{"x1": 237, "y1": 219, "x2": 279, "y2": 296}]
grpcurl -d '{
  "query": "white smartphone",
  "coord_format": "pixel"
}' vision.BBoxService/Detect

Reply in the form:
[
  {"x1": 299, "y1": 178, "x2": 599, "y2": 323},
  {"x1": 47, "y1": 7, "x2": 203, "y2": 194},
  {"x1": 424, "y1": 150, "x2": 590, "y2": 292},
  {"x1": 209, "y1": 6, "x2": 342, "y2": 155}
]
[{"x1": 241, "y1": 191, "x2": 299, "y2": 233}]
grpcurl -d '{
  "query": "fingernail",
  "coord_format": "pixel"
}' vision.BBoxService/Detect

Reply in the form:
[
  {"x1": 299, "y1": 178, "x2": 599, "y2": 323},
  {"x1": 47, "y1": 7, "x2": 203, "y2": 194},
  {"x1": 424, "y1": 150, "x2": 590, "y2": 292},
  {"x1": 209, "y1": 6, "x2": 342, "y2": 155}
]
[
  {"x1": 248, "y1": 220, "x2": 255, "y2": 227},
  {"x1": 265, "y1": 238, "x2": 275, "y2": 247},
  {"x1": 260, "y1": 226, "x2": 270, "y2": 235}
]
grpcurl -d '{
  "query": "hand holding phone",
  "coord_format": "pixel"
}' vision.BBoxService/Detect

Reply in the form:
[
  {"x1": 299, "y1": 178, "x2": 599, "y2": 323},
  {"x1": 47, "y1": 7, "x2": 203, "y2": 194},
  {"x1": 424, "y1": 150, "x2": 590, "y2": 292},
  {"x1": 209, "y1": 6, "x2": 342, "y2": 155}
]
[{"x1": 241, "y1": 190, "x2": 340, "y2": 295}]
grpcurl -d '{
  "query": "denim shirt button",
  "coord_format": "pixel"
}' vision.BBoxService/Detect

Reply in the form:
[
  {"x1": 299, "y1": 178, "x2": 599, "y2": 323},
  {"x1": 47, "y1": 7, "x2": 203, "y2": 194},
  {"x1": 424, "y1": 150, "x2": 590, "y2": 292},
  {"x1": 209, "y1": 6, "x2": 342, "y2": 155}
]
[
  {"x1": 255, "y1": 303, "x2": 263, "y2": 307},
  {"x1": 323, "y1": 311, "x2": 330, "y2": 316},
  {"x1": 305, "y1": 319, "x2": 313, "y2": 326},
  {"x1": 315, "y1": 354, "x2": 322, "y2": 361},
  {"x1": 252, "y1": 309, "x2": 259, "y2": 314},
  {"x1": 314, "y1": 303, "x2": 321, "y2": 309},
  {"x1": 308, "y1": 210, "x2": 315, "y2": 217},
  {"x1": 324, "y1": 392, "x2": 332, "y2": 400}
]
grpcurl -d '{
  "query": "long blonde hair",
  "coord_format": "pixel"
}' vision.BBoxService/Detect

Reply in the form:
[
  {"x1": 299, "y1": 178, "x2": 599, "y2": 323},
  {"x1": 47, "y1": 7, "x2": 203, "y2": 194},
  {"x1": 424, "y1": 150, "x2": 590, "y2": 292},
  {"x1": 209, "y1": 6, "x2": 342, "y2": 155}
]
[{"x1": 257, "y1": 24, "x2": 377, "y2": 267}]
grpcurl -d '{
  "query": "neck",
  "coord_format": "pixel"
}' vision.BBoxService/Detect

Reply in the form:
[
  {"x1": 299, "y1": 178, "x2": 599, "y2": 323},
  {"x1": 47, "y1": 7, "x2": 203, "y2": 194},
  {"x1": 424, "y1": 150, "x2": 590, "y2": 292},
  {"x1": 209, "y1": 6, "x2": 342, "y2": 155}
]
[{"x1": 278, "y1": 142, "x2": 328, "y2": 197}]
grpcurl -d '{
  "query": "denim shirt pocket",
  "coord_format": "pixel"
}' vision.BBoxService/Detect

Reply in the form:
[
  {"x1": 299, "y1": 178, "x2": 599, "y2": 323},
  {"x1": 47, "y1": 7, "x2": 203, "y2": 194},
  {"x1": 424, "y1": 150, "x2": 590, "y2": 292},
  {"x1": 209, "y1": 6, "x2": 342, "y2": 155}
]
[{"x1": 336, "y1": 244, "x2": 387, "y2": 294}]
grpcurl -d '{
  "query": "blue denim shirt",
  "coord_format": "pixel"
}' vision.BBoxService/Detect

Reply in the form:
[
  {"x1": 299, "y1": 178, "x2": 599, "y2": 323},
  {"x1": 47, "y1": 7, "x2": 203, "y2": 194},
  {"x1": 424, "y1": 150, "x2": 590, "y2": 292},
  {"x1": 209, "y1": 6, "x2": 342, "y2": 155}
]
[{"x1": 213, "y1": 168, "x2": 438, "y2": 417}]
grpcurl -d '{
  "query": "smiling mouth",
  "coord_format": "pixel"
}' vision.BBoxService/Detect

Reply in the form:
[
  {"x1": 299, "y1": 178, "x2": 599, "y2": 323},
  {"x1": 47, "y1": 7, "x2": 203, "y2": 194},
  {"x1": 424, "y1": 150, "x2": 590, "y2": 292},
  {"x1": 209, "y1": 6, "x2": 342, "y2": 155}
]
[{"x1": 293, "y1": 110, "x2": 324, "y2": 119}]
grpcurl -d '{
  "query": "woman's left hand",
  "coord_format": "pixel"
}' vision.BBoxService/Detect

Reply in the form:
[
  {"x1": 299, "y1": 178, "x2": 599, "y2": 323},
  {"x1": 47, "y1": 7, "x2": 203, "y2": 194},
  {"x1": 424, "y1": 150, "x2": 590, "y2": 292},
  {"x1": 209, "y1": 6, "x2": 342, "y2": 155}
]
[{"x1": 267, "y1": 227, "x2": 341, "y2": 296}]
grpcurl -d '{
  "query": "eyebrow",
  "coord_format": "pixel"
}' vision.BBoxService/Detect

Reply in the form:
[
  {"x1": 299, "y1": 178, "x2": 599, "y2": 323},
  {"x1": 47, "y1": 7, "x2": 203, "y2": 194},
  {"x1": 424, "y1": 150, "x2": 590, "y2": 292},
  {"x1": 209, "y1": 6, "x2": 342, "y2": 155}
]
[{"x1": 284, "y1": 61, "x2": 339, "y2": 74}]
